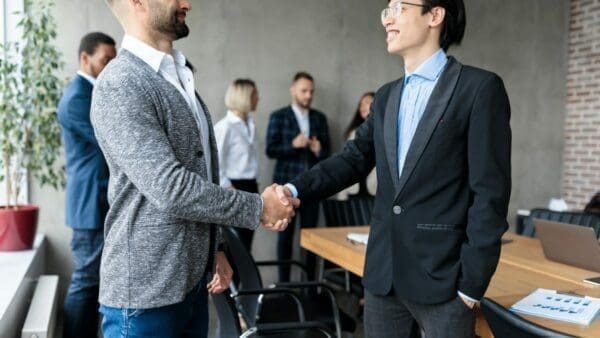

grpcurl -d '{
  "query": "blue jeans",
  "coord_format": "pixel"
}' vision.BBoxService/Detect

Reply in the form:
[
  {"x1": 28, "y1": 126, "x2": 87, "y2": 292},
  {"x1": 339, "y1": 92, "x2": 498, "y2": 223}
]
[
  {"x1": 99, "y1": 279, "x2": 209, "y2": 338},
  {"x1": 63, "y1": 228, "x2": 104, "y2": 338}
]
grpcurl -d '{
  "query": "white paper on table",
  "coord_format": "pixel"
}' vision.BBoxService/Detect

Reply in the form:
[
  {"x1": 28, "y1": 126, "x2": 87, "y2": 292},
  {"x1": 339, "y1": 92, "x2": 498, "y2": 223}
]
[
  {"x1": 346, "y1": 233, "x2": 369, "y2": 245},
  {"x1": 510, "y1": 288, "x2": 600, "y2": 326}
]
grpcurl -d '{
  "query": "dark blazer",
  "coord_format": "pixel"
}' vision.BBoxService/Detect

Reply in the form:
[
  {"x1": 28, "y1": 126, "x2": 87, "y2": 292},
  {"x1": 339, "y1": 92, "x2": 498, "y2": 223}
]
[
  {"x1": 290, "y1": 57, "x2": 512, "y2": 304},
  {"x1": 266, "y1": 106, "x2": 330, "y2": 184},
  {"x1": 57, "y1": 74, "x2": 109, "y2": 230}
]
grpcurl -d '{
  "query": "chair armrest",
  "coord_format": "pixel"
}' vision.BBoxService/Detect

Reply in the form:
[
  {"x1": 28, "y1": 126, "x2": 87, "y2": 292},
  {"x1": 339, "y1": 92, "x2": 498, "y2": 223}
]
[
  {"x1": 271, "y1": 281, "x2": 342, "y2": 337},
  {"x1": 255, "y1": 259, "x2": 308, "y2": 272},
  {"x1": 233, "y1": 288, "x2": 306, "y2": 322},
  {"x1": 255, "y1": 321, "x2": 334, "y2": 337},
  {"x1": 255, "y1": 259, "x2": 309, "y2": 281}
]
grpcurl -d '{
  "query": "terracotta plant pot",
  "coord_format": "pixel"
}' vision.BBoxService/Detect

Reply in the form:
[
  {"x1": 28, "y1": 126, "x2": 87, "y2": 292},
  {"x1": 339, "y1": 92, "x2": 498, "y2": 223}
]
[{"x1": 0, "y1": 205, "x2": 39, "y2": 251}]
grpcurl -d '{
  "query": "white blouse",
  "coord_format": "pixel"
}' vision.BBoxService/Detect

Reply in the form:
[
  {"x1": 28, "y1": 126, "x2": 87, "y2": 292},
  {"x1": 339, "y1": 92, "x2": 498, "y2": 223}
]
[{"x1": 213, "y1": 111, "x2": 259, "y2": 187}]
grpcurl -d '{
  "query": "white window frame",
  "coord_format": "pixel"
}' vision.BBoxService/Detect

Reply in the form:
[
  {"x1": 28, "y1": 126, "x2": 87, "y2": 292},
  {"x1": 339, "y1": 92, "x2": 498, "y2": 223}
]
[{"x1": 0, "y1": 0, "x2": 28, "y2": 206}]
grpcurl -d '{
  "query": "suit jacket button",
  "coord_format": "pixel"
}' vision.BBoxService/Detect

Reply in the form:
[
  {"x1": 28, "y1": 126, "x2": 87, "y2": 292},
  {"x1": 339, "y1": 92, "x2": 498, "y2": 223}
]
[
  {"x1": 197, "y1": 150, "x2": 203, "y2": 157},
  {"x1": 393, "y1": 205, "x2": 403, "y2": 215}
]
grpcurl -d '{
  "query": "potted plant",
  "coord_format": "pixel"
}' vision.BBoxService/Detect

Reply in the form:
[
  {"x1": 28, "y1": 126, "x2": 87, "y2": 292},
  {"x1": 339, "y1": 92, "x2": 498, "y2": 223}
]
[{"x1": 0, "y1": 0, "x2": 64, "y2": 251}]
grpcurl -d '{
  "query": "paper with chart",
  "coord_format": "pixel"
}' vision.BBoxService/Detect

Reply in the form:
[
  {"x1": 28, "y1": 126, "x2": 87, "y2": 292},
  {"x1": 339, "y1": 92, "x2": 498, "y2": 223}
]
[
  {"x1": 510, "y1": 288, "x2": 600, "y2": 326},
  {"x1": 346, "y1": 233, "x2": 369, "y2": 245}
]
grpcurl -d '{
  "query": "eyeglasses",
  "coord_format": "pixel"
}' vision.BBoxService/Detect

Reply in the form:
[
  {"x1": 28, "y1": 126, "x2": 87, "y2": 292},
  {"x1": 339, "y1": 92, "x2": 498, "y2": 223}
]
[{"x1": 381, "y1": 1, "x2": 428, "y2": 24}]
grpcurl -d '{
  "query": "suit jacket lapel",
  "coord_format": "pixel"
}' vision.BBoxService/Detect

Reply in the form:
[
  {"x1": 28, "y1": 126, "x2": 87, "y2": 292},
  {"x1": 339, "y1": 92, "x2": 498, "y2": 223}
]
[
  {"x1": 288, "y1": 106, "x2": 302, "y2": 135},
  {"x1": 75, "y1": 75, "x2": 93, "y2": 99},
  {"x1": 396, "y1": 57, "x2": 462, "y2": 197},
  {"x1": 384, "y1": 79, "x2": 404, "y2": 191},
  {"x1": 308, "y1": 109, "x2": 317, "y2": 138}
]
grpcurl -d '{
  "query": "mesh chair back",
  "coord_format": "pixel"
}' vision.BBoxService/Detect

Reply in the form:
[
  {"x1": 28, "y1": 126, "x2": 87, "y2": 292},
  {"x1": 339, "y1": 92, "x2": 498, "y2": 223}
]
[
  {"x1": 521, "y1": 208, "x2": 600, "y2": 237},
  {"x1": 481, "y1": 298, "x2": 576, "y2": 338},
  {"x1": 224, "y1": 227, "x2": 264, "y2": 326}
]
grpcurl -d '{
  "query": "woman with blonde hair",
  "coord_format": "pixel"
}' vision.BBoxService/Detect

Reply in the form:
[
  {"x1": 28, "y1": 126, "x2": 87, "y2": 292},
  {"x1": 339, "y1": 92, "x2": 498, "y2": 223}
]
[{"x1": 214, "y1": 79, "x2": 260, "y2": 251}]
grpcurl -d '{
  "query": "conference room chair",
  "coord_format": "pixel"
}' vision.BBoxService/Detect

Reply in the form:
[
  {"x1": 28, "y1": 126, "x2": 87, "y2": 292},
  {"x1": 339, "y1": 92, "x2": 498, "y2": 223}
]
[
  {"x1": 319, "y1": 194, "x2": 373, "y2": 296},
  {"x1": 480, "y1": 297, "x2": 577, "y2": 338},
  {"x1": 223, "y1": 227, "x2": 356, "y2": 338},
  {"x1": 212, "y1": 292, "x2": 334, "y2": 338},
  {"x1": 519, "y1": 208, "x2": 600, "y2": 237},
  {"x1": 321, "y1": 194, "x2": 373, "y2": 228}
]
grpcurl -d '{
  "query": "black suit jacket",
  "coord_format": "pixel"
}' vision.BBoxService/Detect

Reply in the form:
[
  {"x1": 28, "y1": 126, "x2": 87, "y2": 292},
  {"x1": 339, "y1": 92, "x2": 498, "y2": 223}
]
[
  {"x1": 290, "y1": 57, "x2": 512, "y2": 304},
  {"x1": 266, "y1": 106, "x2": 330, "y2": 184}
]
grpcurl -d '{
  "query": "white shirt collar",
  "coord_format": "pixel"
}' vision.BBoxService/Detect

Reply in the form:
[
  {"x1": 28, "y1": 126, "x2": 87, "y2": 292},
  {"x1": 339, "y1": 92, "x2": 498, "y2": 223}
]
[
  {"x1": 121, "y1": 34, "x2": 187, "y2": 73},
  {"x1": 226, "y1": 110, "x2": 253, "y2": 125},
  {"x1": 76, "y1": 70, "x2": 96, "y2": 86},
  {"x1": 291, "y1": 104, "x2": 309, "y2": 117}
]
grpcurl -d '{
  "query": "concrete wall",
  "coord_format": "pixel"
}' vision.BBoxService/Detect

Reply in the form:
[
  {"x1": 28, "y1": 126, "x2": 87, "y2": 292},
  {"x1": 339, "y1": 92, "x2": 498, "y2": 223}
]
[{"x1": 30, "y1": 0, "x2": 570, "y2": 307}]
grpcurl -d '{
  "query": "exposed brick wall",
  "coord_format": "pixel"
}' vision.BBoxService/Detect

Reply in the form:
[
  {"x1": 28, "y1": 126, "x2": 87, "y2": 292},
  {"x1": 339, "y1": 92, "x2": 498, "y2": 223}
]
[{"x1": 563, "y1": 0, "x2": 600, "y2": 209}]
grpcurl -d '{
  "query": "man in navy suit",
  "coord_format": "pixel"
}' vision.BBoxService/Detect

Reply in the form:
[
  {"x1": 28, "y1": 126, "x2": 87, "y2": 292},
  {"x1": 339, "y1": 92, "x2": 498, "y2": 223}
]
[
  {"x1": 276, "y1": 1, "x2": 511, "y2": 336},
  {"x1": 57, "y1": 32, "x2": 116, "y2": 338},
  {"x1": 266, "y1": 72, "x2": 331, "y2": 281}
]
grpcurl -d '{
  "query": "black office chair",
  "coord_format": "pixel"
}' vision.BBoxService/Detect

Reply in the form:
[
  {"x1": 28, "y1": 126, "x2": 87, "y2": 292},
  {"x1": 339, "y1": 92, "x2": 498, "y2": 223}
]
[
  {"x1": 480, "y1": 297, "x2": 577, "y2": 338},
  {"x1": 321, "y1": 194, "x2": 373, "y2": 228},
  {"x1": 519, "y1": 208, "x2": 600, "y2": 237},
  {"x1": 319, "y1": 194, "x2": 373, "y2": 295},
  {"x1": 212, "y1": 292, "x2": 334, "y2": 338},
  {"x1": 223, "y1": 227, "x2": 356, "y2": 338}
]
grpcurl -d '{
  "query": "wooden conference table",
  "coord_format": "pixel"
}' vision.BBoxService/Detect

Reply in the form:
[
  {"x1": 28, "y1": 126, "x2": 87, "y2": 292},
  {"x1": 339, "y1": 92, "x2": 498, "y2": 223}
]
[{"x1": 300, "y1": 226, "x2": 600, "y2": 337}]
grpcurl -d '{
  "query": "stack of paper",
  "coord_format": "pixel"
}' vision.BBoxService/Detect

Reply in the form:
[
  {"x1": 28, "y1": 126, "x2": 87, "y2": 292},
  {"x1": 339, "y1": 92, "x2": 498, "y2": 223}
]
[
  {"x1": 346, "y1": 233, "x2": 369, "y2": 245},
  {"x1": 510, "y1": 288, "x2": 600, "y2": 326}
]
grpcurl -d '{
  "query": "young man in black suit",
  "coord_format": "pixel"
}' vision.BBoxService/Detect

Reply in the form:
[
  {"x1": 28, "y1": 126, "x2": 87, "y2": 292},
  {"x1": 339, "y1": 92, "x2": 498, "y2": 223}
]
[
  {"x1": 266, "y1": 72, "x2": 331, "y2": 281},
  {"x1": 276, "y1": 0, "x2": 511, "y2": 336}
]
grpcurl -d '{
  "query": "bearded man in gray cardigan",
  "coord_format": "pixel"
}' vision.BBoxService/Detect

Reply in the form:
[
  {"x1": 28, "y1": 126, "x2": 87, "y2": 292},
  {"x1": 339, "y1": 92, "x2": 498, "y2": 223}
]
[{"x1": 92, "y1": 1, "x2": 297, "y2": 337}]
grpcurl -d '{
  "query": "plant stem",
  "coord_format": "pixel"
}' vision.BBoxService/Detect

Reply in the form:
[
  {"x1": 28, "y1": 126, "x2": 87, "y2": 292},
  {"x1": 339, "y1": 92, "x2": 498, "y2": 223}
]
[{"x1": 3, "y1": 150, "x2": 11, "y2": 209}]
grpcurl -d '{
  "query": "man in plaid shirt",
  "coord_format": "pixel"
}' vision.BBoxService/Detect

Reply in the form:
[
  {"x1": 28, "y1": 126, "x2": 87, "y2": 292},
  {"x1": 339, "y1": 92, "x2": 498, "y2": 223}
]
[{"x1": 266, "y1": 72, "x2": 331, "y2": 282}]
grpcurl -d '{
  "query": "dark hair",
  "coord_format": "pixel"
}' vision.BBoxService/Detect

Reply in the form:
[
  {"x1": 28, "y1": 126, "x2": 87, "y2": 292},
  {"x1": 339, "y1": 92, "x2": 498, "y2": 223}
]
[
  {"x1": 293, "y1": 71, "x2": 314, "y2": 83},
  {"x1": 78, "y1": 32, "x2": 116, "y2": 57},
  {"x1": 344, "y1": 92, "x2": 375, "y2": 139},
  {"x1": 387, "y1": 0, "x2": 466, "y2": 52},
  {"x1": 233, "y1": 78, "x2": 256, "y2": 88}
]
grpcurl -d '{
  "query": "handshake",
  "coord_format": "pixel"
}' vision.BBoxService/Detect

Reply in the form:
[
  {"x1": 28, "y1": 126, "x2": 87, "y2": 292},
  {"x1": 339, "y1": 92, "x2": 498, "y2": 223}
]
[{"x1": 259, "y1": 184, "x2": 299, "y2": 231}]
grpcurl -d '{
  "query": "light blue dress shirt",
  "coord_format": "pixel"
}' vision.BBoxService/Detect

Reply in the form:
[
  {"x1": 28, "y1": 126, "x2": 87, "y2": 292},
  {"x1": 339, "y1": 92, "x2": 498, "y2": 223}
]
[{"x1": 397, "y1": 49, "x2": 448, "y2": 178}]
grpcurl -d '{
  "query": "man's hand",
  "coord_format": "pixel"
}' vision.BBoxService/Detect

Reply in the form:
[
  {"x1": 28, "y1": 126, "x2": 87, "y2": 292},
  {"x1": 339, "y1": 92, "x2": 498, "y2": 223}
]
[
  {"x1": 261, "y1": 184, "x2": 300, "y2": 231},
  {"x1": 292, "y1": 133, "x2": 309, "y2": 149},
  {"x1": 275, "y1": 184, "x2": 294, "y2": 206},
  {"x1": 207, "y1": 251, "x2": 233, "y2": 294},
  {"x1": 308, "y1": 136, "x2": 321, "y2": 156}
]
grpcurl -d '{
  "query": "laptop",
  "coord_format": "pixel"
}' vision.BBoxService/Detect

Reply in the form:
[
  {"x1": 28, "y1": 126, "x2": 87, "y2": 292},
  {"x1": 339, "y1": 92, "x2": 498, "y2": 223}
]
[{"x1": 534, "y1": 218, "x2": 600, "y2": 273}]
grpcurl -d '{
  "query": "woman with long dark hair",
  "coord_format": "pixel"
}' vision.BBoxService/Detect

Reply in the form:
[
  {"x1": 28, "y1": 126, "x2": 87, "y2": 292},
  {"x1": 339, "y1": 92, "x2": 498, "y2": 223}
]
[
  {"x1": 344, "y1": 92, "x2": 375, "y2": 139},
  {"x1": 338, "y1": 92, "x2": 377, "y2": 200}
]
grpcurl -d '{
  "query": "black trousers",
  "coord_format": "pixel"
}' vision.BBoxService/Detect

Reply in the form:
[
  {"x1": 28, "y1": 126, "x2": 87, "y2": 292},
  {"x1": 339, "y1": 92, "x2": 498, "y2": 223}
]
[
  {"x1": 364, "y1": 289, "x2": 475, "y2": 338},
  {"x1": 229, "y1": 179, "x2": 258, "y2": 251},
  {"x1": 277, "y1": 200, "x2": 320, "y2": 282},
  {"x1": 227, "y1": 179, "x2": 258, "y2": 288}
]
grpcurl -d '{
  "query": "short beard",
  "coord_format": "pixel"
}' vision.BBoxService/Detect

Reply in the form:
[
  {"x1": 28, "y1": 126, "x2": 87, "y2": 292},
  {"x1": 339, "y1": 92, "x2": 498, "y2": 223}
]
[{"x1": 152, "y1": 9, "x2": 190, "y2": 40}]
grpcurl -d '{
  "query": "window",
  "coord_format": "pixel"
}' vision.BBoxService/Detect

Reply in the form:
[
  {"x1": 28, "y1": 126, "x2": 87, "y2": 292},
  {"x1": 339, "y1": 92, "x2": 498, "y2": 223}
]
[{"x1": 0, "y1": 0, "x2": 28, "y2": 206}]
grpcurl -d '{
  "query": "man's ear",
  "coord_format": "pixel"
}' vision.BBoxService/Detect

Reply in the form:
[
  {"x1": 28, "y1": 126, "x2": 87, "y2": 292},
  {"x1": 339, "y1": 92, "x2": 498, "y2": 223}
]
[
  {"x1": 130, "y1": 0, "x2": 144, "y2": 11},
  {"x1": 80, "y1": 52, "x2": 90, "y2": 67},
  {"x1": 429, "y1": 7, "x2": 446, "y2": 28}
]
